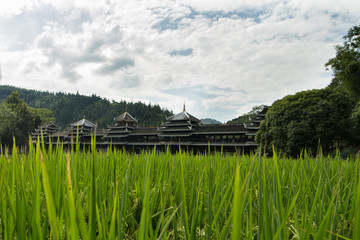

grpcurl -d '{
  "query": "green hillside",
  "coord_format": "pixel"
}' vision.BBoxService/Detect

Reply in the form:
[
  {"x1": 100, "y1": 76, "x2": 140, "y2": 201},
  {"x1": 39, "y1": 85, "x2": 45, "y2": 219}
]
[
  {"x1": 0, "y1": 85, "x2": 173, "y2": 128},
  {"x1": 200, "y1": 118, "x2": 222, "y2": 124}
]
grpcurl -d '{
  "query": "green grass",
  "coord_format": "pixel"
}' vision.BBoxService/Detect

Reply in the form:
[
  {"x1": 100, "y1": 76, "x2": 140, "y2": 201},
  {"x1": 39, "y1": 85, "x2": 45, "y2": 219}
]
[{"x1": 0, "y1": 140, "x2": 359, "y2": 239}]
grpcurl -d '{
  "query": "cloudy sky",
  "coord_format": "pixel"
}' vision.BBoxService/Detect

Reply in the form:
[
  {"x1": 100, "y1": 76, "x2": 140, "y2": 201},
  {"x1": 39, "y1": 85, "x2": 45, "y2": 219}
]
[{"x1": 0, "y1": 0, "x2": 359, "y2": 122}]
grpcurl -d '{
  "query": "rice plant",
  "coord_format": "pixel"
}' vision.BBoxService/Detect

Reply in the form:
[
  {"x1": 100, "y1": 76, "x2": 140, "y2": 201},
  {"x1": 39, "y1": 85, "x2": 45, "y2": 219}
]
[{"x1": 0, "y1": 138, "x2": 359, "y2": 239}]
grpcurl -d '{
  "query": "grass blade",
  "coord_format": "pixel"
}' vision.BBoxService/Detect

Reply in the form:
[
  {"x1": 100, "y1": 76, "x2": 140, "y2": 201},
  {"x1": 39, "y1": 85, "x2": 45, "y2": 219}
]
[{"x1": 40, "y1": 151, "x2": 61, "y2": 240}]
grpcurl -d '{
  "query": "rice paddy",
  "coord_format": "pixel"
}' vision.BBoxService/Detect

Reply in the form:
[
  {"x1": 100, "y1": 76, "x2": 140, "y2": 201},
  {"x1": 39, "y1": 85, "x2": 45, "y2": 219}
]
[{"x1": 0, "y1": 138, "x2": 359, "y2": 239}]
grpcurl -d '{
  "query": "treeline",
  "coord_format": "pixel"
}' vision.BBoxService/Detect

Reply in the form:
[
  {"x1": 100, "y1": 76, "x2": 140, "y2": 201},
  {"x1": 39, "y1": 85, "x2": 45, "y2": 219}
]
[
  {"x1": 256, "y1": 25, "x2": 360, "y2": 157},
  {"x1": 0, "y1": 85, "x2": 173, "y2": 129},
  {"x1": 0, "y1": 92, "x2": 55, "y2": 146}
]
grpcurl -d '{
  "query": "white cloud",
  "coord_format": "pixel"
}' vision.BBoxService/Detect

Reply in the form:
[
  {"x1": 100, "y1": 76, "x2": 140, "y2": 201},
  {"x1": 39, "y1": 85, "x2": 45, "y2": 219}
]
[
  {"x1": 0, "y1": 0, "x2": 359, "y2": 121},
  {"x1": 0, "y1": 0, "x2": 33, "y2": 16}
]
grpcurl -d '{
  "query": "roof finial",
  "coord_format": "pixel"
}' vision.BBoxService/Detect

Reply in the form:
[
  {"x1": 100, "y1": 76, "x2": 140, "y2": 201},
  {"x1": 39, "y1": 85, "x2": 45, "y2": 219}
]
[
  {"x1": 183, "y1": 102, "x2": 186, "y2": 112},
  {"x1": 83, "y1": 115, "x2": 85, "y2": 120}
]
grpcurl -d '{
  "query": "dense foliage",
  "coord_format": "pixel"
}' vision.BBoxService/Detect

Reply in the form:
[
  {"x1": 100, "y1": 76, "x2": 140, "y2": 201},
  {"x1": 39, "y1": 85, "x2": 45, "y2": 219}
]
[
  {"x1": 351, "y1": 102, "x2": 360, "y2": 138},
  {"x1": 1, "y1": 142, "x2": 360, "y2": 239},
  {"x1": 0, "y1": 92, "x2": 53, "y2": 146},
  {"x1": 256, "y1": 88, "x2": 354, "y2": 156},
  {"x1": 256, "y1": 25, "x2": 360, "y2": 156},
  {"x1": 326, "y1": 25, "x2": 360, "y2": 99},
  {"x1": 0, "y1": 85, "x2": 173, "y2": 128},
  {"x1": 325, "y1": 25, "x2": 360, "y2": 153}
]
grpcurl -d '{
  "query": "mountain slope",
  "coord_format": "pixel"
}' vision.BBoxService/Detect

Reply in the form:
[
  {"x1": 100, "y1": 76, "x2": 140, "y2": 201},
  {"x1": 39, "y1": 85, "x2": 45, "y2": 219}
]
[
  {"x1": 200, "y1": 118, "x2": 222, "y2": 124},
  {"x1": 0, "y1": 85, "x2": 173, "y2": 128}
]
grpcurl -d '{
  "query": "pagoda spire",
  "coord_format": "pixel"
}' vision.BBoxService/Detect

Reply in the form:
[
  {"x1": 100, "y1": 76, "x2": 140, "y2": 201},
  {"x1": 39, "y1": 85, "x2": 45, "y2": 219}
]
[{"x1": 183, "y1": 102, "x2": 186, "y2": 112}]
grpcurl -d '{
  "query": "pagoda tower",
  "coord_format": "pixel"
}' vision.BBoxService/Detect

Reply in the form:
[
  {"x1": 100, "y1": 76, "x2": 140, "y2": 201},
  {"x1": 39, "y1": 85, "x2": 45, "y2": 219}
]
[
  {"x1": 64, "y1": 117, "x2": 97, "y2": 144},
  {"x1": 32, "y1": 123, "x2": 59, "y2": 142},
  {"x1": 104, "y1": 112, "x2": 138, "y2": 144},
  {"x1": 158, "y1": 104, "x2": 201, "y2": 142}
]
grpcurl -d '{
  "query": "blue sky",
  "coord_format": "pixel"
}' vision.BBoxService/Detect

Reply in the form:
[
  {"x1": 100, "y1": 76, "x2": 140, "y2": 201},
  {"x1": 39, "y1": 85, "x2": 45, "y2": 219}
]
[{"x1": 0, "y1": 0, "x2": 359, "y2": 122}]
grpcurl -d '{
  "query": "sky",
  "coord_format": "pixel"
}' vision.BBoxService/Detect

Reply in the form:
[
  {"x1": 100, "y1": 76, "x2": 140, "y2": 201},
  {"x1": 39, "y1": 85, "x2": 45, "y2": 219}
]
[{"x1": 0, "y1": 0, "x2": 359, "y2": 122}]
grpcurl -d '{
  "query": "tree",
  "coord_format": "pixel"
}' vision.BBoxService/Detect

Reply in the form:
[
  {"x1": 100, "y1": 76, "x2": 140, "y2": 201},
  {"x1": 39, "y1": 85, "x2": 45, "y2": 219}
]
[
  {"x1": 0, "y1": 103, "x2": 16, "y2": 146},
  {"x1": 0, "y1": 92, "x2": 55, "y2": 146},
  {"x1": 256, "y1": 88, "x2": 353, "y2": 157},
  {"x1": 350, "y1": 102, "x2": 360, "y2": 142},
  {"x1": 0, "y1": 85, "x2": 173, "y2": 129},
  {"x1": 326, "y1": 25, "x2": 360, "y2": 99},
  {"x1": 30, "y1": 108, "x2": 56, "y2": 127},
  {"x1": 4, "y1": 92, "x2": 38, "y2": 145}
]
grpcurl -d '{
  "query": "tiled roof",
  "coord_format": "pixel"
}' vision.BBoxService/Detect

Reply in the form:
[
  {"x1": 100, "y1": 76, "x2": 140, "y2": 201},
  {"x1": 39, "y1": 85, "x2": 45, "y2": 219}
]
[
  {"x1": 114, "y1": 112, "x2": 137, "y2": 123},
  {"x1": 41, "y1": 122, "x2": 58, "y2": 128},
  {"x1": 166, "y1": 111, "x2": 201, "y2": 123},
  {"x1": 70, "y1": 118, "x2": 96, "y2": 128}
]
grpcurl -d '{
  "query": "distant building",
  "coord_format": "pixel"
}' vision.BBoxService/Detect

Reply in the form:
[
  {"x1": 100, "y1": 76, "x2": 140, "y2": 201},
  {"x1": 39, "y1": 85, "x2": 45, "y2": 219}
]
[
  {"x1": 32, "y1": 106, "x2": 268, "y2": 153},
  {"x1": 32, "y1": 123, "x2": 59, "y2": 143}
]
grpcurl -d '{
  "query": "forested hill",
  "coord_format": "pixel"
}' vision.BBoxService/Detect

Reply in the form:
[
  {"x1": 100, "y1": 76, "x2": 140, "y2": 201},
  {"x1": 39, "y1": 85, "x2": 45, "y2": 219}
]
[{"x1": 0, "y1": 85, "x2": 173, "y2": 128}]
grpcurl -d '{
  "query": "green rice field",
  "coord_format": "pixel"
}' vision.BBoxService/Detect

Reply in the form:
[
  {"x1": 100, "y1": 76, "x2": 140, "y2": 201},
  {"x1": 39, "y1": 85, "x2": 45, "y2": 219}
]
[{"x1": 0, "y1": 138, "x2": 360, "y2": 239}]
